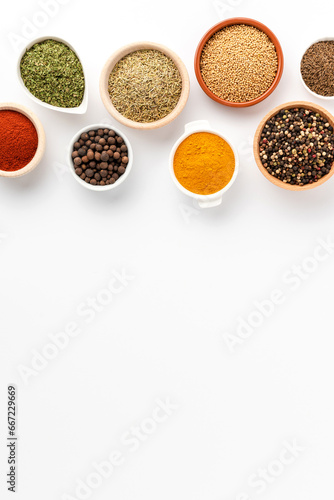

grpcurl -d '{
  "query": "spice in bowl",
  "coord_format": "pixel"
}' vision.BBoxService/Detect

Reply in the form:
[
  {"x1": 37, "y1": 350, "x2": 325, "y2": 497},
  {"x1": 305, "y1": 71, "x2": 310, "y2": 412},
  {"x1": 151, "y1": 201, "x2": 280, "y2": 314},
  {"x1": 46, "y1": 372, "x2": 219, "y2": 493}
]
[
  {"x1": 200, "y1": 24, "x2": 278, "y2": 103},
  {"x1": 20, "y1": 39, "x2": 85, "y2": 108},
  {"x1": 108, "y1": 49, "x2": 182, "y2": 123},
  {"x1": 259, "y1": 108, "x2": 334, "y2": 186},
  {"x1": 301, "y1": 41, "x2": 334, "y2": 97},
  {"x1": 0, "y1": 110, "x2": 38, "y2": 172},
  {"x1": 71, "y1": 128, "x2": 129, "y2": 186},
  {"x1": 173, "y1": 132, "x2": 235, "y2": 195}
]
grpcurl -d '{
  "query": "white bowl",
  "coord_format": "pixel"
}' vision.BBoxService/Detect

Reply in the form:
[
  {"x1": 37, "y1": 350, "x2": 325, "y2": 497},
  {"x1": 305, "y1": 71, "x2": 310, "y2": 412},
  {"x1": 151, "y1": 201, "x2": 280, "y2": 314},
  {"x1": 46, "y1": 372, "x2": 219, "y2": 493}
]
[
  {"x1": 169, "y1": 120, "x2": 239, "y2": 208},
  {"x1": 300, "y1": 37, "x2": 334, "y2": 100},
  {"x1": 68, "y1": 123, "x2": 133, "y2": 191},
  {"x1": 18, "y1": 36, "x2": 88, "y2": 114}
]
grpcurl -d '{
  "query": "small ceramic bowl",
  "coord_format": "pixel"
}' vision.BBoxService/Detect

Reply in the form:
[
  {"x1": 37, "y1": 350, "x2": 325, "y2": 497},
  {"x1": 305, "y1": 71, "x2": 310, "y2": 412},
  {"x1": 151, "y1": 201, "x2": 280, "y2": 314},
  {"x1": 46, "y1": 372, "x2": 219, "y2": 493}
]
[
  {"x1": 68, "y1": 123, "x2": 133, "y2": 191},
  {"x1": 300, "y1": 38, "x2": 334, "y2": 100},
  {"x1": 169, "y1": 120, "x2": 239, "y2": 208},
  {"x1": 17, "y1": 36, "x2": 88, "y2": 114},
  {"x1": 194, "y1": 17, "x2": 284, "y2": 108},
  {"x1": 99, "y1": 41, "x2": 190, "y2": 130},
  {"x1": 253, "y1": 101, "x2": 334, "y2": 191},
  {"x1": 0, "y1": 102, "x2": 46, "y2": 178}
]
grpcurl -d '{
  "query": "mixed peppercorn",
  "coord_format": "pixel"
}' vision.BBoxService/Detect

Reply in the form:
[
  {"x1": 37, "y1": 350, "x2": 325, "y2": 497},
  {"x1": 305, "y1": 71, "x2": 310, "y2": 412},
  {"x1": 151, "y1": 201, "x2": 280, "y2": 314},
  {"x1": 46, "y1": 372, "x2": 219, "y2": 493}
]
[{"x1": 259, "y1": 108, "x2": 334, "y2": 185}]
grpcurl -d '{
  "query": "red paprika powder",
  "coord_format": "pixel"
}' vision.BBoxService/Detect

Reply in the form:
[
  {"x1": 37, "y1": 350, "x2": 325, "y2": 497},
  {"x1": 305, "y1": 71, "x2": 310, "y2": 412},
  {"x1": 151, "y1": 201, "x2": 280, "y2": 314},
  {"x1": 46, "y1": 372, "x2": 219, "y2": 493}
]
[{"x1": 0, "y1": 110, "x2": 38, "y2": 172}]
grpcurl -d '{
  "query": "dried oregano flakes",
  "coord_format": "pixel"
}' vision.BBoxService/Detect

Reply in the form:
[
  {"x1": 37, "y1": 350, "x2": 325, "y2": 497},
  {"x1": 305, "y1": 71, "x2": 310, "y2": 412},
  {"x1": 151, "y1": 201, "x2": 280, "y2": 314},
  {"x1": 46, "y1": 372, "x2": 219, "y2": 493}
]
[
  {"x1": 20, "y1": 39, "x2": 85, "y2": 108},
  {"x1": 108, "y1": 49, "x2": 182, "y2": 123}
]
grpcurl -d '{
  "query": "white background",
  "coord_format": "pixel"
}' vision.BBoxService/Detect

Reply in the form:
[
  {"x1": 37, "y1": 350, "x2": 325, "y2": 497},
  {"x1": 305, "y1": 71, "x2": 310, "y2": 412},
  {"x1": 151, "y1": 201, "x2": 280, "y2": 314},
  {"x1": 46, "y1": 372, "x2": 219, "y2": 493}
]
[{"x1": 1, "y1": 0, "x2": 334, "y2": 499}]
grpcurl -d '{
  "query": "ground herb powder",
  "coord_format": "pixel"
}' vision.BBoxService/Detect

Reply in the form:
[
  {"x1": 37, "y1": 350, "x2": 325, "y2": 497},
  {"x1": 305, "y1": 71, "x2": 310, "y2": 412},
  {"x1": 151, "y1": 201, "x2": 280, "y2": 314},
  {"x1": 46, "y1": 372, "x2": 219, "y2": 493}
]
[
  {"x1": 20, "y1": 39, "x2": 85, "y2": 108},
  {"x1": 173, "y1": 132, "x2": 235, "y2": 195},
  {"x1": 108, "y1": 49, "x2": 182, "y2": 123}
]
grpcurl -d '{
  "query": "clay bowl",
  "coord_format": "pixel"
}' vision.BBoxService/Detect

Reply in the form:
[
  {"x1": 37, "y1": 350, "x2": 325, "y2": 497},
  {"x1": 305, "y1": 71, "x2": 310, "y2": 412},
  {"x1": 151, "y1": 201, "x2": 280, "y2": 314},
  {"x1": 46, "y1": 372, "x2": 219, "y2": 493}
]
[
  {"x1": 253, "y1": 101, "x2": 334, "y2": 191},
  {"x1": 99, "y1": 41, "x2": 190, "y2": 130},
  {"x1": 0, "y1": 102, "x2": 46, "y2": 178},
  {"x1": 194, "y1": 17, "x2": 284, "y2": 108}
]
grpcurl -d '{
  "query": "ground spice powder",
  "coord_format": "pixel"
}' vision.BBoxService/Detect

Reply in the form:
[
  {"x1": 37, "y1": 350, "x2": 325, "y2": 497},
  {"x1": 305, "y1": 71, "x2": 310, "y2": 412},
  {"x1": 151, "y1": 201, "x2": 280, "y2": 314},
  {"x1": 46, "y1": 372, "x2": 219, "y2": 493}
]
[
  {"x1": 0, "y1": 110, "x2": 38, "y2": 171},
  {"x1": 173, "y1": 132, "x2": 235, "y2": 195}
]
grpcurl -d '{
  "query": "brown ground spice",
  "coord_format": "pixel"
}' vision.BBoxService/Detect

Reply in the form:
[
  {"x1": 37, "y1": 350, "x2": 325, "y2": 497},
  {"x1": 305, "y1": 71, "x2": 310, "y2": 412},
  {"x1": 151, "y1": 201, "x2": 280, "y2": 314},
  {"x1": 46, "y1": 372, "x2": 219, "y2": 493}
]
[{"x1": 200, "y1": 24, "x2": 278, "y2": 103}]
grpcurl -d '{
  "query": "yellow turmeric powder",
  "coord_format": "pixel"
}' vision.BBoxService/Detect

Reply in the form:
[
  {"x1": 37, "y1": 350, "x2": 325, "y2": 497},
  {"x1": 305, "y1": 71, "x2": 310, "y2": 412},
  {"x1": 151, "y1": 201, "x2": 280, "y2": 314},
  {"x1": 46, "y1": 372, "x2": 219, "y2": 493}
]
[{"x1": 173, "y1": 132, "x2": 235, "y2": 195}]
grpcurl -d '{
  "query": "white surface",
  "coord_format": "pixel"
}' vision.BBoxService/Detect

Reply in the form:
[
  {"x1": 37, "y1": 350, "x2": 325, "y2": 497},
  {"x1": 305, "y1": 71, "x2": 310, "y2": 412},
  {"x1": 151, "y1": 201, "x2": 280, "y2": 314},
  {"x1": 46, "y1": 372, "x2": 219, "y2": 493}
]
[{"x1": 1, "y1": 1, "x2": 334, "y2": 499}]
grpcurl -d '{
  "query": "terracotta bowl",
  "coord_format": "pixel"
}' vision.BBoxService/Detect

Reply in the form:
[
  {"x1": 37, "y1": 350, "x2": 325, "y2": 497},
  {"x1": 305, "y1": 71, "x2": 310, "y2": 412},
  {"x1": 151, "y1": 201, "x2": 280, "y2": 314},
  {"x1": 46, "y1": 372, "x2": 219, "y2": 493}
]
[
  {"x1": 99, "y1": 41, "x2": 190, "y2": 130},
  {"x1": 0, "y1": 102, "x2": 46, "y2": 178},
  {"x1": 194, "y1": 17, "x2": 284, "y2": 108},
  {"x1": 253, "y1": 101, "x2": 334, "y2": 191}
]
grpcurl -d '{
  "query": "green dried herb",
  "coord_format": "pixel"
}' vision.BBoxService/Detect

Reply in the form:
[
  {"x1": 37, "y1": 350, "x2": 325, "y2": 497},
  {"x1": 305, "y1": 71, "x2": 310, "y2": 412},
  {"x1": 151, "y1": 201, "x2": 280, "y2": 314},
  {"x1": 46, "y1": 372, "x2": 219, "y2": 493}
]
[
  {"x1": 108, "y1": 49, "x2": 182, "y2": 123},
  {"x1": 20, "y1": 39, "x2": 85, "y2": 108}
]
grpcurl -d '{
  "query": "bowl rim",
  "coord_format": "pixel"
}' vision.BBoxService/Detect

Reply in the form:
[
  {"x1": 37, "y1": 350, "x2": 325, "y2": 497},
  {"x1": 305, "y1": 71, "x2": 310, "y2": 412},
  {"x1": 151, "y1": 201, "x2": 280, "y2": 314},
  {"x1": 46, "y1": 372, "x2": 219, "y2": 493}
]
[
  {"x1": 99, "y1": 41, "x2": 190, "y2": 130},
  {"x1": 194, "y1": 17, "x2": 284, "y2": 108},
  {"x1": 253, "y1": 101, "x2": 334, "y2": 191},
  {"x1": 169, "y1": 120, "x2": 239, "y2": 200},
  {"x1": 17, "y1": 35, "x2": 88, "y2": 114},
  {"x1": 0, "y1": 102, "x2": 46, "y2": 178},
  {"x1": 68, "y1": 123, "x2": 133, "y2": 191},
  {"x1": 300, "y1": 37, "x2": 334, "y2": 100}
]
